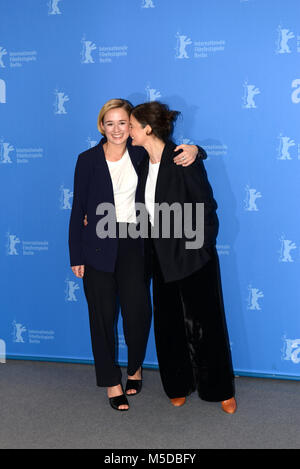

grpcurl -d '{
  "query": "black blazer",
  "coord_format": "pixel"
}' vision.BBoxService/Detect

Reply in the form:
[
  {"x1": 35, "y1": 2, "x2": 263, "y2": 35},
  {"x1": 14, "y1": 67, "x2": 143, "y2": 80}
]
[
  {"x1": 68, "y1": 138, "x2": 146, "y2": 272},
  {"x1": 135, "y1": 140, "x2": 219, "y2": 283}
]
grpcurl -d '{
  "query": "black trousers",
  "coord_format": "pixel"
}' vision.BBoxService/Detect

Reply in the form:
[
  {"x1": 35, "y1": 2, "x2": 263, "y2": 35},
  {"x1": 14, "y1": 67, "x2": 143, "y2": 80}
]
[
  {"x1": 83, "y1": 230, "x2": 152, "y2": 387},
  {"x1": 152, "y1": 245, "x2": 235, "y2": 402}
]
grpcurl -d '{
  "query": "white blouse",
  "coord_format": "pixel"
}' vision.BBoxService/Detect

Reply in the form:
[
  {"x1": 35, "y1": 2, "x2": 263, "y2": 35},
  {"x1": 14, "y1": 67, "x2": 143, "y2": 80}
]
[
  {"x1": 106, "y1": 149, "x2": 138, "y2": 223},
  {"x1": 145, "y1": 161, "x2": 161, "y2": 227}
]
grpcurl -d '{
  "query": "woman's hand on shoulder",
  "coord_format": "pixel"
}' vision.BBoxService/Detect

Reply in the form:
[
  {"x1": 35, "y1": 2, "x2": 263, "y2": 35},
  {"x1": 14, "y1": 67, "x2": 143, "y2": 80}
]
[{"x1": 173, "y1": 144, "x2": 198, "y2": 167}]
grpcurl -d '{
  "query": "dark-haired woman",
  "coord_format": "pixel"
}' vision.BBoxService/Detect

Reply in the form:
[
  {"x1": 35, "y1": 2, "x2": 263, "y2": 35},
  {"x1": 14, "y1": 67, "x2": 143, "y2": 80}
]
[
  {"x1": 69, "y1": 98, "x2": 202, "y2": 411},
  {"x1": 130, "y1": 102, "x2": 236, "y2": 414}
]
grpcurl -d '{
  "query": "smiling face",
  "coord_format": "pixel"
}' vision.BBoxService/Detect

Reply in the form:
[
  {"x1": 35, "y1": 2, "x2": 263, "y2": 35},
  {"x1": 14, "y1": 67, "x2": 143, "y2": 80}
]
[
  {"x1": 100, "y1": 107, "x2": 130, "y2": 146},
  {"x1": 129, "y1": 114, "x2": 150, "y2": 146}
]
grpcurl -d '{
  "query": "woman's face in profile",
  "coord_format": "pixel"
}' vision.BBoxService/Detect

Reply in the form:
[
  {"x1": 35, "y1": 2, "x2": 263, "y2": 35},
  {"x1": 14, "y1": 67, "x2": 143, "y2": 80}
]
[
  {"x1": 101, "y1": 107, "x2": 130, "y2": 145},
  {"x1": 129, "y1": 115, "x2": 147, "y2": 146}
]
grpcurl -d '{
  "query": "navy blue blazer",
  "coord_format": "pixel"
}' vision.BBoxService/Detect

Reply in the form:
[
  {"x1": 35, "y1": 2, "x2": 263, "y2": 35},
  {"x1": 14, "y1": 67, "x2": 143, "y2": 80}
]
[
  {"x1": 68, "y1": 138, "x2": 207, "y2": 272},
  {"x1": 68, "y1": 137, "x2": 146, "y2": 272}
]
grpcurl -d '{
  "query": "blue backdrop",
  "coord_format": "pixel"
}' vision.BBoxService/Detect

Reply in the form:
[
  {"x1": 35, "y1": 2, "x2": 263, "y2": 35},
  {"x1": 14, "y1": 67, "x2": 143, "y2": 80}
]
[{"x1": 1, "y1": 0, "x2": 299, "y2": 379}]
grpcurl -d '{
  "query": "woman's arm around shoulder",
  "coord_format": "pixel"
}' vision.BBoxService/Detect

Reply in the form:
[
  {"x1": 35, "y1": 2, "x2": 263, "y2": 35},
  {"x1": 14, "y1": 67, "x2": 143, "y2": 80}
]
[{"x1": 173, "y1": 144, "x2": 207, "y2": 166}]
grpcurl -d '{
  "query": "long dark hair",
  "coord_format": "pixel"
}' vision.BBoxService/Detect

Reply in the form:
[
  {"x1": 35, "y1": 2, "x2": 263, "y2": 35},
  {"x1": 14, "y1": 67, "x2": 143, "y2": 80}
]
[{"x1": 131, "y1": 101, "x2": 180, "y2": 142}]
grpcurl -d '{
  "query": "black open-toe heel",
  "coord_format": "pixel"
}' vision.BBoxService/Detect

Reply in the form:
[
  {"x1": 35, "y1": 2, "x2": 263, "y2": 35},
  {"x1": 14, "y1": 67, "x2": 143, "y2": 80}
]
[
  {"x1": 125, "y1": 369, "x2": 143, "y2": 396},
  {"x1": 125, "y1": 379, "x2": 142, "y2": 396},
  {"x1": 109, "y1": 393, "x2": 129, "y2": 411}
]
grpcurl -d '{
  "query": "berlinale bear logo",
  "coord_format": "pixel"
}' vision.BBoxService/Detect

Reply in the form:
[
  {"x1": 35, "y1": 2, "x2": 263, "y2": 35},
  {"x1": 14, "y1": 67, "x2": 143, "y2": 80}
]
[
  {"x1": 0, "y1": 140, "x2": 14, "y2": 163},
  {"x1": 141, "y1": 0, "x2": 155, "y2": 8},
  {"x1": 6, "y1": 233, "x2": 21, "y2": 255},
  {"x1": 0, "y1": 47, "x2": 7, "y2": 68},
  {"x1": 54, "y1": 90, "x2": 69, "y2": 114},
  {"x1": 276, "y1": 26, "x2": 295, "y2": 54},
  {"x1": 12, "y1": 321, "x2": 27, "y2": 343},
  {"x1": 291, "y1": 79, "x2": 300, "y2": 104},
  {"x1": 175, "y1": 33, "x2": 192, "y2": 59},
  {"x1": 81, "y1": 37, "x2": 97, "y2": 64},
  {"x1": 277, "y1": 134, "x2": 296, "y2": 160},
  {"x1": 244, "y1": 185, "x2": 262, "y2": 211},
  {"x1": 0, "y1": 79, "x2": 6, "y2": 103},
  {"x1": 48, "y1": 0, "x2": 62, "y2": 15},
  {"x1": 242, "y1": 81, "x2": 260, "y2": 108}
]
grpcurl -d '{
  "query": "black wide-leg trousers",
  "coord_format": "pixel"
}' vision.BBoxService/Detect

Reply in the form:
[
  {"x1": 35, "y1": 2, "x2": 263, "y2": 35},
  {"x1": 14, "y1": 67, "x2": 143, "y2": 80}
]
[
  {"x1": 83, "y1": 232, "x2": 152, "y2": 388},
  {"x1": 152, "y1": 245, "x2": 235, "y2": 402}
]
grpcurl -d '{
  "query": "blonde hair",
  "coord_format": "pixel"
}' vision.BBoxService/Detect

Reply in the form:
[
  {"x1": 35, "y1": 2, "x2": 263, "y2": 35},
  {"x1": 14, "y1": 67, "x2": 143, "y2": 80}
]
[{"x1": 97, "y1": 99, "x2": 133, "y2": 135}]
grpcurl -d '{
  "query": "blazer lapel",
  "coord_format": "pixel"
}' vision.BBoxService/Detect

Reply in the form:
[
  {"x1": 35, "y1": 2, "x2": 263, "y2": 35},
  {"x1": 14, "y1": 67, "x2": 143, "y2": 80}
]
[
  {"x1": 127, "y1": 138, "x2": 151, "y2": 176},
  {"x1": 136, "y1": 156, "x2": 149, "y2": 205},
  {"x1": 155, "y1": 140, "x2": 177, "y2": 204},
  {"x1": 127, "y1": 146, "x2": 141, "y2": 175},
  {"x1": 93, "y1": 140, "x2": 115, "y2": 204}
]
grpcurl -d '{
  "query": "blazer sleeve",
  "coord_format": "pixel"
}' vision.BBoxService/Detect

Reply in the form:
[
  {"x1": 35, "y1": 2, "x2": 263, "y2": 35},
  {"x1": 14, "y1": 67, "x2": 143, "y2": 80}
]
[
  {"x1": 181, "y1": 159, "x2": 219, "y2": 246},
  {"x1": 181, "y1": 158, "x2": 216, "y2": 203},
  {"x1": 68, "y1": 153, "x2": 90, "y2": 267},
  {"x1": 182, "y1": 158, "x2": 219, "y2": 230},
  {"x1": 197, "y1": 145, "x2": 207, "y2": 160}
]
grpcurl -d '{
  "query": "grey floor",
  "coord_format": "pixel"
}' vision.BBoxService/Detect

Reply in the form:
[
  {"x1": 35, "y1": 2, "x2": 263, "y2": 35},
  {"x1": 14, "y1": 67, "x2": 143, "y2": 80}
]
[{"x1": 1, "y1": 359, "x2": 300, "y2": 449}]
